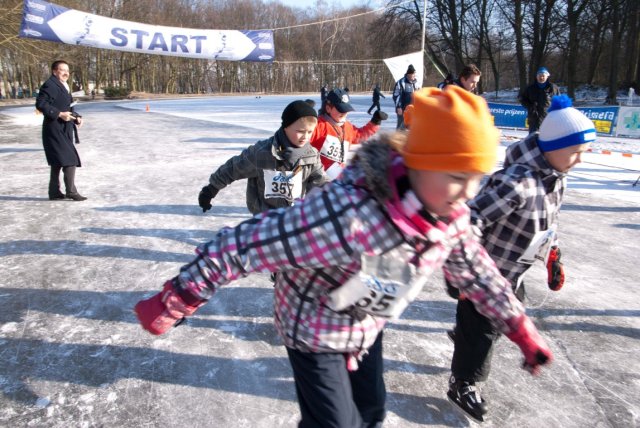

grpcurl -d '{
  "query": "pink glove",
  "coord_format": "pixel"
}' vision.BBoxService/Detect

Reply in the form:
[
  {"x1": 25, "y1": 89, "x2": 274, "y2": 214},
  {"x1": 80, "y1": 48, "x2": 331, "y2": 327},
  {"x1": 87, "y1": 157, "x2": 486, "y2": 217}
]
[
  {"x1": 506, "y1": 315, "x2": 553, "y2": 375},
  {"x1": 135, "y1": 279, "x2": 202, "y2": 335}
]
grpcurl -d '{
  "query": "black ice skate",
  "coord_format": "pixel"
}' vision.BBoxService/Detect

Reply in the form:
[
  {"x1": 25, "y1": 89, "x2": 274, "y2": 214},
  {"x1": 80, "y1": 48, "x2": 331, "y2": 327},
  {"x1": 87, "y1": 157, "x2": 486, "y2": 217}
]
[{"x1": 447, "y1": 376, "x2": 488, "y2": 423}]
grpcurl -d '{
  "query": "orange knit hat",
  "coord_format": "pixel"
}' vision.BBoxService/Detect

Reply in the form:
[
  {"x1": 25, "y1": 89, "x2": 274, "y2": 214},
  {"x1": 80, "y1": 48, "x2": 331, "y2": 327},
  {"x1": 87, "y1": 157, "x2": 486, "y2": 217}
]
[{"x1": 401, "y1": 86, "x2": 500, "y2": 173}]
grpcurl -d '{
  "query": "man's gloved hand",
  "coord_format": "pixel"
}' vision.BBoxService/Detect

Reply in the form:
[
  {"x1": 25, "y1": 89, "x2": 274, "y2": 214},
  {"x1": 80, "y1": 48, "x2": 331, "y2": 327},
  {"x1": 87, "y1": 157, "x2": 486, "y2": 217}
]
[
  {"x1": 506, "y1": 315, "x2": 553, "y2": 375},
  {"x1": 371, "y1": 110, "x2": 388, "y2": 125},
  {"x1": 547, "y1": 246, "x2": 564, "y2": 291},
  {"x1": 198, "y1": 185, "x2": 218, "y2": 212},
  {"x1": 134, "y1": 279, "x2": 203, "y2": 335}
]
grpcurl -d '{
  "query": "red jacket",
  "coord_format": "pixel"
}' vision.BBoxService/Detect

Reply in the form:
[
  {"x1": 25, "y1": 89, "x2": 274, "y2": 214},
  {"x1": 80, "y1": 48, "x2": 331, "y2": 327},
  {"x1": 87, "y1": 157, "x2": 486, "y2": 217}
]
[{"x1": 310, "y1": 115, "x2": 379, "y2": 178}]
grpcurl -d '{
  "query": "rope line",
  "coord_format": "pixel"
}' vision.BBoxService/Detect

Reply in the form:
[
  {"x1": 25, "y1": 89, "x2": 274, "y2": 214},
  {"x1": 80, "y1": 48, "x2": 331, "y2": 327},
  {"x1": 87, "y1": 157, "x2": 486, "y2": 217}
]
[{"x1": 255, "y1": 0, "x2": 414, "y2": 31}]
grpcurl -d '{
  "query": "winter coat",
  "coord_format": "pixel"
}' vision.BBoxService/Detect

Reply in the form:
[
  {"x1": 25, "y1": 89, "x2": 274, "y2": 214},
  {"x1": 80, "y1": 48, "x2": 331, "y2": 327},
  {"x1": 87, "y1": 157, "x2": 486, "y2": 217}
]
[
  {"x1": 393, "y1": 76, "x2": 419, "y2": 110},
  {"x1": 309, "y1": 114, "x2": 379, "y2": 176},
  {"x1": 468, "y1": 133, "x2": 565, "y2": 287},
  {"x1": 519, "y1": 81, "x2": 561, "y2": 127},
  {"x1": 35, "y1": 75, "x2": 81, "y2": 167},
  {"x1": 372, "y1": 87, "x2": 385, "y2": 102},
  {"x1": 207, "y1": 128, "x2": 328, "y2": 215},
  {"x1": 175, "y1": 138, "x2": 526, "y2": 357}
]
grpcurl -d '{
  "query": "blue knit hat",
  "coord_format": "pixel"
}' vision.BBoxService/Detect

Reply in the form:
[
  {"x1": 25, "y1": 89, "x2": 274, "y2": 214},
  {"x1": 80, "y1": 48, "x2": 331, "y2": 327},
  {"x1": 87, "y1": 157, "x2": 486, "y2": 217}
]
[
  {"x1": 537, "y1": 67, "x2": 550, "y2": 76},
  {"x1": 538, "y1": 95, "x2": 596, "y2": 152}
]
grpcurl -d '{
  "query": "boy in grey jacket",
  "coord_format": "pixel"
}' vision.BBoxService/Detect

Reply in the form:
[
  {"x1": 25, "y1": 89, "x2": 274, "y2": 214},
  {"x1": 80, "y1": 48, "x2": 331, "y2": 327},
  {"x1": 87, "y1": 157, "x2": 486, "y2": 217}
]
[{"x1": 198, "y1": 100, "x2": 328, "y2": 215}]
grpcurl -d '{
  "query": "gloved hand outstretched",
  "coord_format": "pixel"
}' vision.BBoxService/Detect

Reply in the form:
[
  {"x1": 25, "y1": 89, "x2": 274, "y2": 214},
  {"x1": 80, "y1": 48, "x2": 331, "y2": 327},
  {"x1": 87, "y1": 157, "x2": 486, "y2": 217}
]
[
  {"x1": 198, "y1": 185, "x2": 218, "y2": 212},
  {"x1": 547, "y1": 246, "x2": 564, "y2": 291},
  {"x1": 506, "y1": 315, "x2": 553, "y2": 375},
  {"x1": 134, "y1": 278, "x2": 204, "y2": 335},
  {"x1": 371, "y1": 110, "x2": 388, "y2": 125}
]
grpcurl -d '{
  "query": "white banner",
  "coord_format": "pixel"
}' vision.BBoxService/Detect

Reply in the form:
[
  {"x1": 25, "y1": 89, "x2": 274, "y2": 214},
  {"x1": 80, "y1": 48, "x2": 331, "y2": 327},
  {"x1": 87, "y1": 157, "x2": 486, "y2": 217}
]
[
  {"x1": 19, "y1": 0, "x2": 274, "y2": 62},
  {"x1": 383, "y1": 51, "x2": 424, "y2": 87}
]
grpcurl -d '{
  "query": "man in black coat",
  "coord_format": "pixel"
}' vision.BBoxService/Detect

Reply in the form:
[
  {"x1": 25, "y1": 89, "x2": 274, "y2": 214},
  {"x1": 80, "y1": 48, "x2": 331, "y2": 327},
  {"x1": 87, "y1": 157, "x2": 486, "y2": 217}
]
[
  {"x1": 36, "y1": 60, "x2": 86, "y2": 201},
  {"x1": 519, "y1": 67, "x2": 561, "y2": 133},
  {"x1": 367, "y1": 83, "x2": 386, "y2": 114}
]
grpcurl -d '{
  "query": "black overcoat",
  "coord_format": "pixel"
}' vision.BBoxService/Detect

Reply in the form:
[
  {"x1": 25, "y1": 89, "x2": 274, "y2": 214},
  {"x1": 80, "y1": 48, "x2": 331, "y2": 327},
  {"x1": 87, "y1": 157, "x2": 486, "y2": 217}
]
[{"x1": 35, "y1": 76, "x2": 81, "y2": 167}]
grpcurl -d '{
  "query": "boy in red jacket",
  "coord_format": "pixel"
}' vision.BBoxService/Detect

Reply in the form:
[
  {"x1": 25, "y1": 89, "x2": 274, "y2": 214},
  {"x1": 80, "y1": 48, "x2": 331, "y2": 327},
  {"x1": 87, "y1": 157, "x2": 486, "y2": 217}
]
[{"x1": 310, "y1": 88, "x2": 388, "y2": 179}]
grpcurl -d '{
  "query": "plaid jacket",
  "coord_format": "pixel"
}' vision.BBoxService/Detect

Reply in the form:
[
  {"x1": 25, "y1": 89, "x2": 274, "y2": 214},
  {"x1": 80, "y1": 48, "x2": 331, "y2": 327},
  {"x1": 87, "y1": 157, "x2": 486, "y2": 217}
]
[
  {"x1": 468, "y1": 133, "x2": 565, "y2": 286},
  {"x1": 177, "y1": 140, "x2": 525, "y2": 354}
]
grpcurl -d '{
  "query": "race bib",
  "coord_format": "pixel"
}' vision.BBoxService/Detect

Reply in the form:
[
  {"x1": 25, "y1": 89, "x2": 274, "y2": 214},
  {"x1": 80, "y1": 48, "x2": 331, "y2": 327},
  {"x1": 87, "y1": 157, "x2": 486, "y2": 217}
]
[
  {"x1": 263, "y1": 169, "x2": 303, "y2": 202},
  {"x1": 326, "y1": 251, "x2": 427, "y2": 319},
  {"x1": 319, "y1": 135, "x2": 351, "y2": 163},
  {"x1": 325, "y1": 161, "x2": 345, "y2": 180},
  {"x1": 517, "y1": 225, "x2": 557, "y2": 265}
]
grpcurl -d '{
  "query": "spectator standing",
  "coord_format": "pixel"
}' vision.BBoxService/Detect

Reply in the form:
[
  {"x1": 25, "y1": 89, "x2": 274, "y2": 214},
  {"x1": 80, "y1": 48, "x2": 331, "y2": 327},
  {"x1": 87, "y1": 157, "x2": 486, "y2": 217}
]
[
  {"x1": 519, "y1": 67, "x2": 561, "y2": 133},
  {"x1": 392, "y1": 64, "x2": 420, "y2": 129},
  {"x1": 35, "y1": 60, "x2": 86, "y2": 201}
]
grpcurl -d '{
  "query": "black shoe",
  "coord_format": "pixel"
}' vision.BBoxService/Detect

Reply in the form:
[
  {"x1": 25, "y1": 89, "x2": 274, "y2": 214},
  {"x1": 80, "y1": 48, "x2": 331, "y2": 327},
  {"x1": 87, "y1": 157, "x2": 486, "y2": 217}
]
[
  {"x1": 447, "y1": 376, "x2": 488, "y2": 422},
  {"x1": 66, "y1": 193, "x2": 87, "y2": 201},
  {"x1": 49, "y1": 193, "x2": 66, "y2": 200},
  {"x1": 447, "y1": 328, "x2": 456, "y2": 343}
]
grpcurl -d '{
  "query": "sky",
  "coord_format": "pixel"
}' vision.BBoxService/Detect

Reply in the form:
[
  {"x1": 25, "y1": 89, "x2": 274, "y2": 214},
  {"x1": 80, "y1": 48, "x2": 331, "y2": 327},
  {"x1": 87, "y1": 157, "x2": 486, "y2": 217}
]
[{"x1": 270, "y1": 0, "x2": 384, "y2": 10}]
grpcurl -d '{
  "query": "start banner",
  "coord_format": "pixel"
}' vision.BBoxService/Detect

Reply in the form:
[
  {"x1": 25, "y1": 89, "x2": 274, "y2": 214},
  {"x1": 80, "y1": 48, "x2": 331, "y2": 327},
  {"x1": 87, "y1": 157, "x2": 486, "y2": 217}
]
[{"x1": 19, "y1": 0, "x2": 275, "y2": 62}]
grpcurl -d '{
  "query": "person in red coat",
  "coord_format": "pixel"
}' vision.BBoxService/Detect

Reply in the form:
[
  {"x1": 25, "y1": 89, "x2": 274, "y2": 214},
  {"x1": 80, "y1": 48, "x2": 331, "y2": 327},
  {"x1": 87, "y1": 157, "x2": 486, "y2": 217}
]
[{"x1": 309, "y1": 88, "x2": 388, "y2": 179}]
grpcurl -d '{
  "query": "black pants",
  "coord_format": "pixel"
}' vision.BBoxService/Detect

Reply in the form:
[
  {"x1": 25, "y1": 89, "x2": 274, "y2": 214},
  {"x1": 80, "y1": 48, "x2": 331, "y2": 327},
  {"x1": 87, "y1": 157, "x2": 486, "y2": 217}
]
[
  {"x1": 451, "y1": 284, "x2": 525, "y2": 382},
  {"x1": 367, "y1": 101, "x2": 380, "y2": 114},
  {"x1": 49, "y1": 165, "x2": 77, "y2": 197},
  {"x1": 286, "y1": 332, "x2": 386, "y2": 428}
]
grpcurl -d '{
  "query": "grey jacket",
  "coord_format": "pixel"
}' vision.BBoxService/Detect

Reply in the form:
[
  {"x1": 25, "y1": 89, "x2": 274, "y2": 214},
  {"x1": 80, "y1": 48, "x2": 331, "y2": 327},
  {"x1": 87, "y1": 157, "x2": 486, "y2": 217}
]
[{"x1": 208, "y1": 129, "x2": 329, "y2": 214}]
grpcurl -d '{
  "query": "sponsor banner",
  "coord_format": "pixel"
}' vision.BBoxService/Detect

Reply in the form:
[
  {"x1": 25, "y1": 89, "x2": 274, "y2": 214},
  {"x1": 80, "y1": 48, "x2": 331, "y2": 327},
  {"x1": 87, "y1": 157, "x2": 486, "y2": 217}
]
[
  {"x1": 488, "y1": 102, "x2": 618, "y2": 136},
  {"x1": 487, "y1": 102, "x2": 528, "y2": 128},
  {"x1": 576, "y1": 106, "x2": 617, "y2": 135},
  {"x1": 19, "y1": 0, "x2": 274, "y2": 62},
  {"x1": 616, "y1": 107, "x2": 640, "y2": 138}
]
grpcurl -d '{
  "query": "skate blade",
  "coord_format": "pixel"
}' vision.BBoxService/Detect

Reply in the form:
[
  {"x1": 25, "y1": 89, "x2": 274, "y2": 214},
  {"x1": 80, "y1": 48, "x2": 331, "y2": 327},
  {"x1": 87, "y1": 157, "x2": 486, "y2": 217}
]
[{"x1": 446, "y1": 392, "x2": 485, "y2": 423}]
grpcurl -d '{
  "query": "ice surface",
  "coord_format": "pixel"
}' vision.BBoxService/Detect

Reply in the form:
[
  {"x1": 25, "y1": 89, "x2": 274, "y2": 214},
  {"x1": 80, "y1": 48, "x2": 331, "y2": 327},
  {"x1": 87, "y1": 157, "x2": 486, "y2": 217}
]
[{"x1": 0, "y1": 95, "x2": 638, "y2": 427}]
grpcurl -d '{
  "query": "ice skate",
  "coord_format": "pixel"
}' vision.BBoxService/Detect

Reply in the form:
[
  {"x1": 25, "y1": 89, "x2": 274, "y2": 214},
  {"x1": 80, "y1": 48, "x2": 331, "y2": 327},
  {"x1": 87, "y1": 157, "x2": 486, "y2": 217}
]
[{"x1": 447, "y1": 376, "x2": 487, "y2": 423}]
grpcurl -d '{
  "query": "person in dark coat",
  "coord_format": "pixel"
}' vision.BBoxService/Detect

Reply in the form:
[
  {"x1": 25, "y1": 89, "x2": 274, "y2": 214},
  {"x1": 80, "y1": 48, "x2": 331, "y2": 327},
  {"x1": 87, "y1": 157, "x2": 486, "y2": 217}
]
[
  {"x1": 392, "y1": 64, "x2": 420, "y2": 129},
  {"x1": 519, "y1": 67, "x2": 561, "y2": 133},
  {"x1": 367, "y1": 83, "x2": 386, "y2": 114},
  {"x1": 35, "y1": 60, "x2": 86, "y2": 201}
]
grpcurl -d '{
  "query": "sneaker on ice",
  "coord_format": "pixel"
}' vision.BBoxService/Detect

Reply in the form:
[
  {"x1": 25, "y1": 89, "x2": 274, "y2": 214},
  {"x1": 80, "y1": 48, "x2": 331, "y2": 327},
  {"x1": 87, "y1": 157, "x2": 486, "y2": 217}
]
[{"x1": 447, "y1": 375, "x2": 488, "y2": 422}]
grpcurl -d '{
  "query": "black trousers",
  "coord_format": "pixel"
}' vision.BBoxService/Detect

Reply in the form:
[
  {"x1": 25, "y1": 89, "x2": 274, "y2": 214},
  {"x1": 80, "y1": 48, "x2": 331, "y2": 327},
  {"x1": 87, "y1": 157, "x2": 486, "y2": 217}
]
[
  {"x1": 451, "y1": 284, "x2": 525, "y2": 382},
  {"x1": 49, "y1": 165, "x2": 77, "y2": 197},
  {"x1": 367, "y1": 101, "x2": 380, "y2": 114},
  {"x1": 286, "y1": 332, "x2": 386, "y2": 428}
]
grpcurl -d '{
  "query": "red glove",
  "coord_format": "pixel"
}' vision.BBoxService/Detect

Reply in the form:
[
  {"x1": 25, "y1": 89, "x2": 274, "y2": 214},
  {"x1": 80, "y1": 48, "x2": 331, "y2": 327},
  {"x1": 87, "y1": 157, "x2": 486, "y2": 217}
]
[
  {"x1": 547, "y1": 246, "x2": 565, "y2": 291},
  {"x1": 135, "y1": 279, "x2": 202, "y2": 335},
  {"x1": 506, "y1": 315, "x2": 553, "y2": 375}
]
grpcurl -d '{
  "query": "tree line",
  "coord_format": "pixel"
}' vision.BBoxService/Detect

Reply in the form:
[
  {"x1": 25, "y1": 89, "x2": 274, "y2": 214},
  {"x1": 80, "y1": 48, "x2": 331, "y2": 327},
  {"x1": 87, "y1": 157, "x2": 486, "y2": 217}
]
[{"x1": 0, "y1": 0, "x2": 638, "y2": 104}]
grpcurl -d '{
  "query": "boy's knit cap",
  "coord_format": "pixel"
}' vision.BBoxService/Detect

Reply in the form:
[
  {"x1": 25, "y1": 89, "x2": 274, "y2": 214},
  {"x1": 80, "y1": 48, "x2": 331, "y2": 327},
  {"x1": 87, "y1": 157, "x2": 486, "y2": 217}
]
[
  {"x1": 537, "y1": 67, "x2": 550, "y2": 76},
  {"x1": 407, "y1": 64, "x2": 416, "y2": 74},
  {"x1": 401, "y1": 86, "x2": 500, "y2": 173},
  {"x1": 281, "y1": 100, "x2": 318, "y2": 128},
  {"x1": 537, "y1": 95, "x2": 596, "y2": 152}
]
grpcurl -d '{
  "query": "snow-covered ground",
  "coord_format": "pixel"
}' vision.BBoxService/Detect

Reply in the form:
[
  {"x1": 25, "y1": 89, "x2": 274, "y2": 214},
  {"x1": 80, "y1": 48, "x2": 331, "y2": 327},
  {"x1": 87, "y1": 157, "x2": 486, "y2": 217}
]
[{"x1": 0, "y1": 94, "x2": 638, "y2": 427}]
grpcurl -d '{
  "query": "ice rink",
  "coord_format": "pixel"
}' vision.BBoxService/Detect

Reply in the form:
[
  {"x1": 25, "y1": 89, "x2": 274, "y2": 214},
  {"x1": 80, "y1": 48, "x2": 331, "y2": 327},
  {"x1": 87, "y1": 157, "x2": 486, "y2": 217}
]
[{"x1": 1, "y1": 94, "x2": 639, "y2": 427}]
